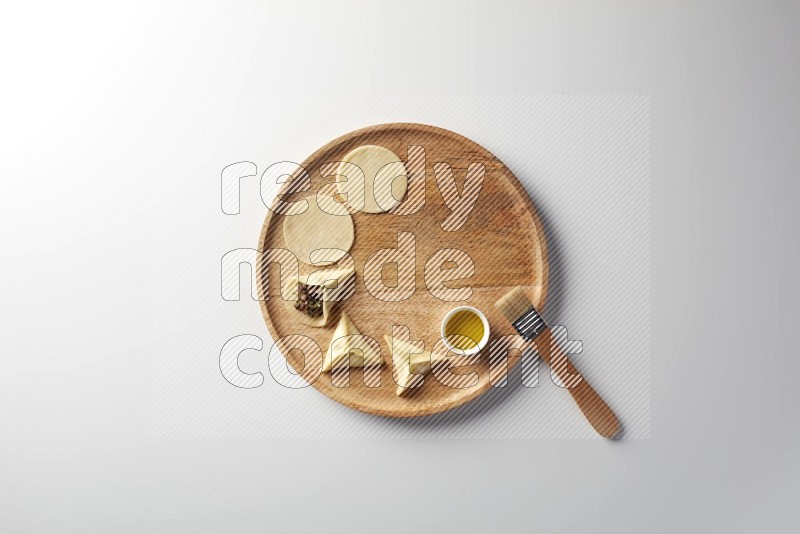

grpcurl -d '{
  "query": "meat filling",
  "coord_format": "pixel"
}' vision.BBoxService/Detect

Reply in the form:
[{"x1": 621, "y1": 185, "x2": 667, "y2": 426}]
[{"x1": 295, "y1": 282, "x2": 323, "y2": 318}]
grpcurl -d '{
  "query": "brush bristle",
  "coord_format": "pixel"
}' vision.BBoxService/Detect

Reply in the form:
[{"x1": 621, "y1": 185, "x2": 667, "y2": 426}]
[{"x1": 494, "y1": 287, "x2": 535, "y2": 322}]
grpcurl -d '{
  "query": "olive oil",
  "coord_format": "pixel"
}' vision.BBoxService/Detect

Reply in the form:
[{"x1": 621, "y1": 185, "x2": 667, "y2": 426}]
[{"x1": 444, "y1": 309, "x2": 485, "y2": 351}]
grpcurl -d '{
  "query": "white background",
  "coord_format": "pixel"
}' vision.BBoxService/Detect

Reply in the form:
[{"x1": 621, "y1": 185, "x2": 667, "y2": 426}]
[{"x1": 2, "y1": 1, "x2": 799, "y2": 532}]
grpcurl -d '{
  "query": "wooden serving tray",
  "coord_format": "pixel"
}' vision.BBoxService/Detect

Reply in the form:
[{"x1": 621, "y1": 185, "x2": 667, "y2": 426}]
[{"x1": 257, "y1": 123, "x2": 548, "y2": 417}]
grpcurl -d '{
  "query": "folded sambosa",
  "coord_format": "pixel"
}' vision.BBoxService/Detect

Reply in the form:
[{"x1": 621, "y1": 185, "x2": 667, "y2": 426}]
[
  {"x1": 322, "y1": 311, "x2": 383, "y2": 371},
  {"x1": 286, "y1": 267, "x2": 355, "y2": 327}
]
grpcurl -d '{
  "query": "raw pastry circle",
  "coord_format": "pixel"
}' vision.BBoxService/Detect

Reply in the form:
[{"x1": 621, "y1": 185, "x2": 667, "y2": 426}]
[
  {"x1": 282, "y1": 195, "x2": 354, "y2": 265},
  {"x1": 337, "y1": 145, "x2": 408, "y2": 213}
]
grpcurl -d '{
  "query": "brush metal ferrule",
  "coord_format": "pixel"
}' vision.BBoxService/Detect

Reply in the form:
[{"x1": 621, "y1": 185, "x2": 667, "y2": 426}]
[{"x1": 512, "y1": 307, "x2": 548, "y2": 340}]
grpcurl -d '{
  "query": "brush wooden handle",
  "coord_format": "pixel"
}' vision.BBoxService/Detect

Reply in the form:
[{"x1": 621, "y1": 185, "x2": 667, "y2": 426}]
[{"x1": 536, "y1": 328, "x2": 620, "y2": 438}]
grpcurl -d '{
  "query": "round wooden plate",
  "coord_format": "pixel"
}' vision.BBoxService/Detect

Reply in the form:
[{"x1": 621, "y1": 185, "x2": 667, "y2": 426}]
[{"x1": 257, "y1": 123, "x2": 548, "y2": 417}]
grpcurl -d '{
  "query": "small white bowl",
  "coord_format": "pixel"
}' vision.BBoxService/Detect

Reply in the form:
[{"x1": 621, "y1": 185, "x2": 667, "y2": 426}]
[{"x1": 440, "y1": 306, "x2": 490, "y2": 356}]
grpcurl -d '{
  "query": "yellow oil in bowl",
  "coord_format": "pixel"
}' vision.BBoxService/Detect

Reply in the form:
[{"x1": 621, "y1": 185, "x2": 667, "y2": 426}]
[{"x1": 444, "y1": 309, "x2": 485, "y2": 352}]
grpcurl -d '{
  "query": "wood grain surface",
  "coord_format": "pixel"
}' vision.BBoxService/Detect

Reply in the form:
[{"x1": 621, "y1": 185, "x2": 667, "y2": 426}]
[{"x1": 257, "y1": 123, "x2": 548, "y2": 417}]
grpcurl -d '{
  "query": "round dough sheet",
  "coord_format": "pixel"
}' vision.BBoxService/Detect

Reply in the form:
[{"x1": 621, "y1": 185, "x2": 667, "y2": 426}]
[
  {"x1": 282, "y1": 195, "x2": 354, "y2": 265},
  {"x1": 337, "y1": 145, "x2": 408, "y2": 213}
]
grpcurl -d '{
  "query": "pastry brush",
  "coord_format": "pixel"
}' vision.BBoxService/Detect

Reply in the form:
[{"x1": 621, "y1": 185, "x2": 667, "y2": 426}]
[{"x1": 495, "y1": 287, "x2": 620, "y2": 438}]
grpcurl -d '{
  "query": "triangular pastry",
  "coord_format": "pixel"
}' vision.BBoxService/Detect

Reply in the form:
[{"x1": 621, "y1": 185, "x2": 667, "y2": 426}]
[
  {"x1": 322, "y1": 311, "x2": 383, "y2": 371},
  {"x1": 384, "y1": 335, "x2": 449, "y2": 396}
]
